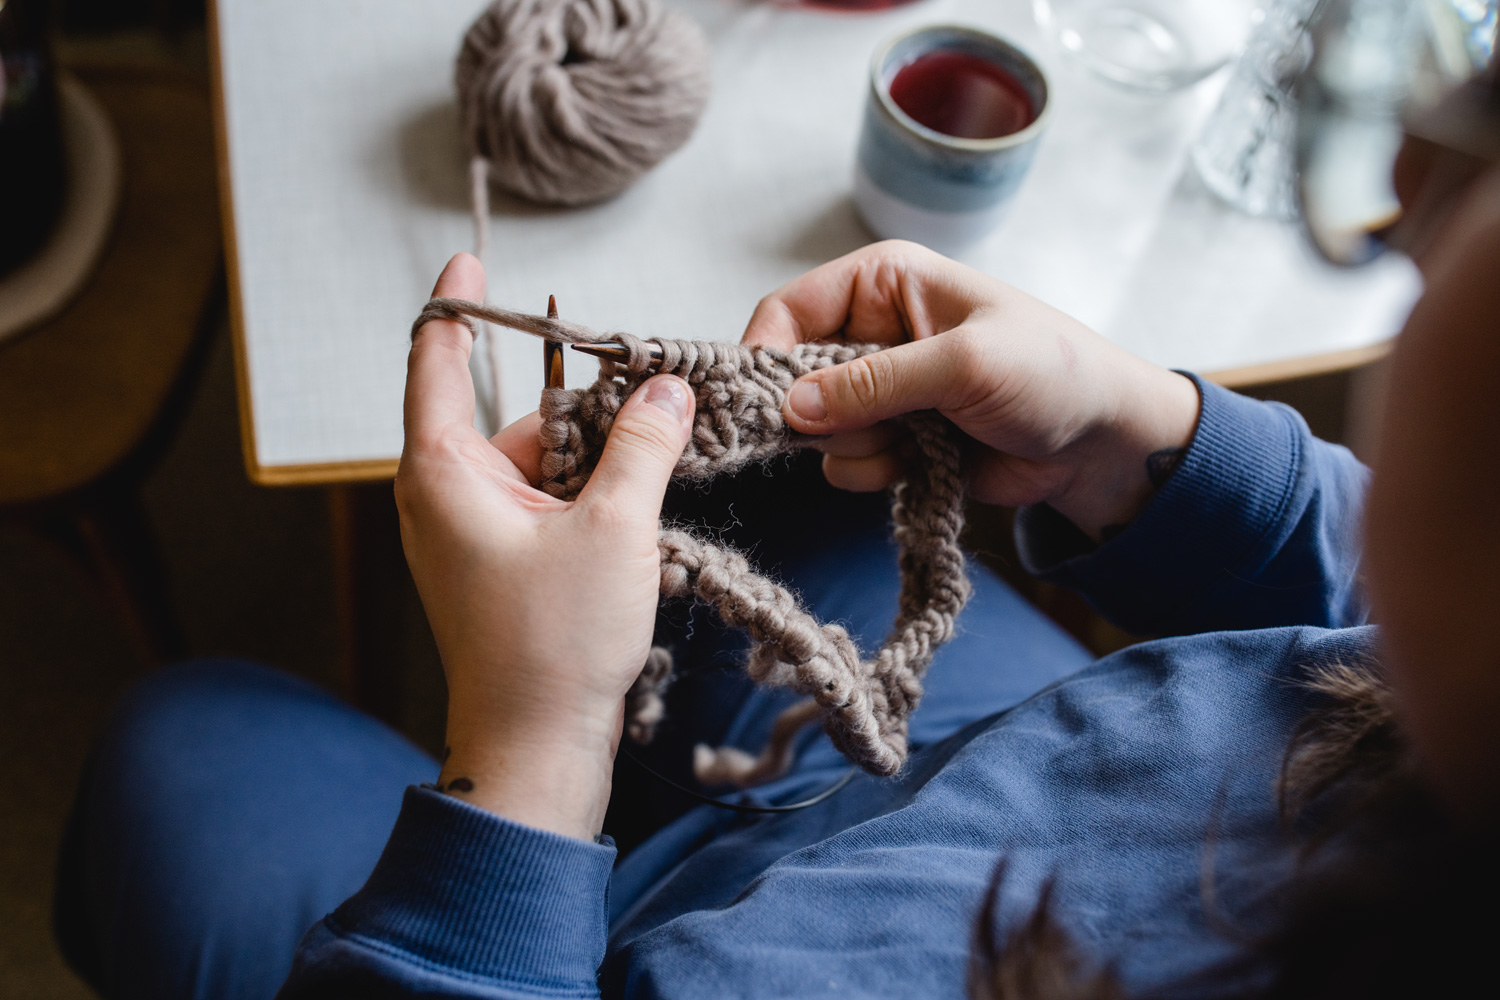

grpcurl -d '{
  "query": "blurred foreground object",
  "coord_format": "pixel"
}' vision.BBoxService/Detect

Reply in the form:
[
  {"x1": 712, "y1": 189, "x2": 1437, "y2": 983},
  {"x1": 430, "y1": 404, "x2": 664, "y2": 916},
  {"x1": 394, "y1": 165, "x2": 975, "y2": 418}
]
[
  {"x1": 0, "y1": 0, "x2": 66, "y2": 277},
  {"x1": 1194, "y1": 0, "x2": 1494, "y2": 224},
  {"x1": 1296, "y1": 0, "x2": 1498, "y2": 265},
  {"x1": 0, "y1": 63, "x2": 222, "y2": 665},
  {"x1": 1191, "y1": 0, "x2": 1321, "y2": 219},
  {"x1": 1033, "y1": 0, "x2": 1255, "y2": 91}
]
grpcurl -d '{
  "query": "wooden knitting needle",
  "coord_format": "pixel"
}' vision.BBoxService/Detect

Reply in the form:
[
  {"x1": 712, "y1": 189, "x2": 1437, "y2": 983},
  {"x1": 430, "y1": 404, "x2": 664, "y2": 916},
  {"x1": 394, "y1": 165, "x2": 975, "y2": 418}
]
[
  {"x1": 543, "y1": 295, "x2": 565, "y2": 390},
  {"x1": 570, "y1": 341, "x2": 666, "y2": 364}
]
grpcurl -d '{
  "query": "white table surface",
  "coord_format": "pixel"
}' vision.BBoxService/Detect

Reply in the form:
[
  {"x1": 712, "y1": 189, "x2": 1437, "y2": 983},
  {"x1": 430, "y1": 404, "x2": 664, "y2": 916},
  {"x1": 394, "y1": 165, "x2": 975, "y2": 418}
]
[{"x1": 212, "y1": 0, "x2": 1420, "y2": 482}]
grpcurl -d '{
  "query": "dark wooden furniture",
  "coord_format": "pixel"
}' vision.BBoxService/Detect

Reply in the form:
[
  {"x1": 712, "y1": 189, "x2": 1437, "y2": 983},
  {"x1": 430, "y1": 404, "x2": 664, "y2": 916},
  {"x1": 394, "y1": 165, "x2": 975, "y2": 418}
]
[{"x1": 0, "y1": 65, "x2": 224, "y2": 666}]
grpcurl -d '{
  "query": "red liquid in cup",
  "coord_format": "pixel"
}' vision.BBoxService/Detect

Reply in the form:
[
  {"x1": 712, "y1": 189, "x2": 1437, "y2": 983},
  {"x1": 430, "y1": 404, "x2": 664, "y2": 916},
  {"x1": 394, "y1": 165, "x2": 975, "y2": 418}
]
[{"x1": 888, "y1": 50, "x2": 1036, "y2": 140}]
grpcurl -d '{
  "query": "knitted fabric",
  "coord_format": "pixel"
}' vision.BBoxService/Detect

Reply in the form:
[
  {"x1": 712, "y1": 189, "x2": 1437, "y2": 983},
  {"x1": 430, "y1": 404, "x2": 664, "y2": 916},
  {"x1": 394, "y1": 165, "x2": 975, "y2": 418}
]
[{"x1": 414, "y1": 297, "x2": 972, "y2": 784}]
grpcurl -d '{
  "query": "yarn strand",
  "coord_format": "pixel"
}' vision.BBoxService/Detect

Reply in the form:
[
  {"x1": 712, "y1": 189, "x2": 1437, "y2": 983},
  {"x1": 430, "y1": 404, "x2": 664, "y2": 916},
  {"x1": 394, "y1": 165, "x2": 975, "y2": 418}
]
[
  {"x1": 454, "y1": 0, "x2": 710, "y2": 434},
  {"x1": 469, "y1": 155, "x2": 492, "y2": 262}
]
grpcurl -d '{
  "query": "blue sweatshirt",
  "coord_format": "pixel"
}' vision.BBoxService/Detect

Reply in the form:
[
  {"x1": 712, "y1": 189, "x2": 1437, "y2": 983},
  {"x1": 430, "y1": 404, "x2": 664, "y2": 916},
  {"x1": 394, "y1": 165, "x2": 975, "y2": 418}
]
[{"x1": 279, "y1": 379, "x2": 1372, "y2": 998}]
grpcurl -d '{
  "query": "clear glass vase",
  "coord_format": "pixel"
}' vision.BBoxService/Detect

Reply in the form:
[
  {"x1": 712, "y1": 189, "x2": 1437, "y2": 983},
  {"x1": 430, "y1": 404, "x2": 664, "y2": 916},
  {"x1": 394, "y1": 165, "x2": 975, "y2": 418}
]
[{"x1": 1190, "y1": 0, "x2": 1320, "y2": 219}]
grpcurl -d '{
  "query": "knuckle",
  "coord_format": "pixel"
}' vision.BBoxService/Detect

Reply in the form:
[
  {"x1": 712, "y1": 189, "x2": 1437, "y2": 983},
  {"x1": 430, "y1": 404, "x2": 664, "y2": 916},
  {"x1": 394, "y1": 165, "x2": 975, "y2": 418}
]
[
  {"x1": 841, "y1": 355, "x2": 887, "y2": 414},
  {"x1": 816, "y1": 427, "x2": 886, "y2": 459},
  {"x1": 582, "y1": 494, "x2": 636, "y2": 536},
  {"x1": 944, "y1": 327, "x2": 986, "y2": 372},
  {"x1": 614, "y1": 411, "x2": 683, "y2": 459},
  {"x1": 822, "y1": 453, "x2": 895, "y2": 493},
  {"x1": 411, "y1": 325, "x2": 473, "y2": 364},
  {"x1": 392, "y1": 474, "x2": 415, "y2": 521},
  {"x1": 392, "y1": 465, "x2": 439, "y2": 532},
  {"x1": 872, "y1": 238, "x2": 919, "y2": 258},
  {"x1": 415, "y1": 423, "x2": 475, "y2": 463},
  {"x1": 939, "y1": 328, "x2": 989, "y2": 393},
  {"x1": 821, "y1": 454, "x2": 857, "y2": 490},
  {"x1": 872, "y1": 239, "x2": 935, "y2": 271},
  {"x1": 750, "y1": 291, "x2": 778, "y2": 320},
  {"x1": 744, "y1": 295, "x2": 796, "y2": 347}
]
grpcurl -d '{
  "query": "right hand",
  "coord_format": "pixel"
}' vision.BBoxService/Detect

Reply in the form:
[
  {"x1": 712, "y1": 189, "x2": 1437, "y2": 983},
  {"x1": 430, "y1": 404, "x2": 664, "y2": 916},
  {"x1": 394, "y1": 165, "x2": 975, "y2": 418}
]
[{"x1": 742, "y1": 241, "x2": 1201, "y2": 541}]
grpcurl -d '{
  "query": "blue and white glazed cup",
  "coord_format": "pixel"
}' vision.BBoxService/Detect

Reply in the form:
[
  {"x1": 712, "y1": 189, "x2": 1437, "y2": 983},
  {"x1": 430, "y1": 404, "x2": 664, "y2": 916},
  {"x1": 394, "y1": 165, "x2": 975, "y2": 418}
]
[{"x1": 854, "y1": 25, "x2": 1052, "y2": 251}]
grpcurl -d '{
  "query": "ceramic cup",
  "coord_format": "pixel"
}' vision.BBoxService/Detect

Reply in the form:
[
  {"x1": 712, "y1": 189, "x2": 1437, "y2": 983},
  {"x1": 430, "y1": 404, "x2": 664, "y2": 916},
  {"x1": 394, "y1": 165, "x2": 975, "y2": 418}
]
[{"x1": 854, "y1": 25, "x2": 1052, "y2": 252}]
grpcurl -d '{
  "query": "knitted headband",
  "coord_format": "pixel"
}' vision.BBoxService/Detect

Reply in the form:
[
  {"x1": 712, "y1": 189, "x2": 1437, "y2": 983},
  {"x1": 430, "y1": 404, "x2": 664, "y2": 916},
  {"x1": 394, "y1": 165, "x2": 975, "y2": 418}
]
[{"x1": 414, "y1": 298, "x2": 971, "y2": 787}]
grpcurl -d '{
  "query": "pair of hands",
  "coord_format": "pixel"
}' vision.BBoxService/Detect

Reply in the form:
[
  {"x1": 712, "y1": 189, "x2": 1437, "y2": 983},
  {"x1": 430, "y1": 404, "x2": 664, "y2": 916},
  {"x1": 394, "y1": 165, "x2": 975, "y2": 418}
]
[{"x1": 398, "y1": 242, "x2": 1199, "y2": 840}]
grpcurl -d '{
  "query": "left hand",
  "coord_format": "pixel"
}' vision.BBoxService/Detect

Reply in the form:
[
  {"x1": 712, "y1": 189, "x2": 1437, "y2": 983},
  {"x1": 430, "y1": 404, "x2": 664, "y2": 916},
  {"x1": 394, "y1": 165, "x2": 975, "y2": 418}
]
[{"x1": 395, "y1": 253, "x2": 695, "y2": 840}]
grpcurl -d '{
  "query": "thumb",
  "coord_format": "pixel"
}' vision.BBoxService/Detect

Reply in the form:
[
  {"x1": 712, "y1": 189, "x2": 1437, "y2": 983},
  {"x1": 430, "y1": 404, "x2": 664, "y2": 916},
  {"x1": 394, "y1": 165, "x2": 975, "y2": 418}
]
[
  {"x1": 782, "y1": 333, "x2": 971, "y2": 434},
  {"x1": 577, "y1": 375, "x2": 695, "y2": 523}
]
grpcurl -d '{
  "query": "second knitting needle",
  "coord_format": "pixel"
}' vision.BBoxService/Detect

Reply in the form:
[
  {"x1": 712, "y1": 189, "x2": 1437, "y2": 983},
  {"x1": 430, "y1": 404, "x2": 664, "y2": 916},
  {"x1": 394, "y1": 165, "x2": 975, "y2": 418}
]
[
  {"x1": 544, "y1": 295, "x2": 565, "y2": 390},
  {"x1": 570, "y1": 341, "x2": 666, "y2": 365}
]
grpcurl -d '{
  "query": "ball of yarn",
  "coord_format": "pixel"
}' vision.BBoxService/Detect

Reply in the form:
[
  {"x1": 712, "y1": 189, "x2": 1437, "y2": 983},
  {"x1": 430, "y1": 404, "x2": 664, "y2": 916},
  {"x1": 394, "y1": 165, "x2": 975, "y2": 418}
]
[{"x1": 455, "y1": 0, "x2": 712, "y2": 206}]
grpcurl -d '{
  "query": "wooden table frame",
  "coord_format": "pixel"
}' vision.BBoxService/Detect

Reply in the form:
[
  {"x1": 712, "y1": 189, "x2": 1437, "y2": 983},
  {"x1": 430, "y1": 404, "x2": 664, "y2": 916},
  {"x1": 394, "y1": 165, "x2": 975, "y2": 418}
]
[
  {"x1": 1, "y1": 63, "x2": 226, "y2": 666},
  {"x1": 207, "y1": 0, "x2": 1400, "y2": 490}
]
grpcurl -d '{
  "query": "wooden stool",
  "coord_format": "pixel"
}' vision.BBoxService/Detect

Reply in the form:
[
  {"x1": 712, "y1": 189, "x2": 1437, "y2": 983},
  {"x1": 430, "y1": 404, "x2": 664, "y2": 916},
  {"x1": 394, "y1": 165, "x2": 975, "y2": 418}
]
[{"x1": 0, "y1": 65, "x2": 223, "y2": 666}]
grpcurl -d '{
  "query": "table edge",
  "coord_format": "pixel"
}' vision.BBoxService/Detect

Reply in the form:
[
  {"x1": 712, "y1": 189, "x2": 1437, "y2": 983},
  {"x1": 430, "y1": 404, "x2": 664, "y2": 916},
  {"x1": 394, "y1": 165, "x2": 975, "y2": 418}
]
[
  {"x1": 210, "y1": 0, "x2": 269, "y2": 490},
  {"x1": 1203, "y1": 340, "x2": 1392, "y2": 390},
  {"x1": 249, "y1": 457, "x2": 401, "y2": 486},
  {"x1": 239, "y1": 339, "x2": 1393, "y2": 486},
  {"x1": 212, "y1": 0, "x2": 1398, "y2": 488}
]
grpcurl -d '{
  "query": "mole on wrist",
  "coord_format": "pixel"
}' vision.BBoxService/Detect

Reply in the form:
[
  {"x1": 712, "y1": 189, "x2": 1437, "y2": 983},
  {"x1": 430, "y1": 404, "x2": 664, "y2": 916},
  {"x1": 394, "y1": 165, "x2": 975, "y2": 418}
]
[
  {"x1": 1146, "y1": 446, "x2": 1187, "y2": 488},
  {"x1": 1080, "y1": 443, "x2": 1189, "y2": 544},
  {"x1": 437, "y1": 776, "x2": 475, "y2": 795}
]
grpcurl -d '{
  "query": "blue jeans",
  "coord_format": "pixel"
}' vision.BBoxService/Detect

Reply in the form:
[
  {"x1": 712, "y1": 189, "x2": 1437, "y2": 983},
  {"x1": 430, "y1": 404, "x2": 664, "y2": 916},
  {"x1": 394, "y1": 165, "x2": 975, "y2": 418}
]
[{"x1": 54, "y1": 457, "x2": 1092, "y2": 1000}]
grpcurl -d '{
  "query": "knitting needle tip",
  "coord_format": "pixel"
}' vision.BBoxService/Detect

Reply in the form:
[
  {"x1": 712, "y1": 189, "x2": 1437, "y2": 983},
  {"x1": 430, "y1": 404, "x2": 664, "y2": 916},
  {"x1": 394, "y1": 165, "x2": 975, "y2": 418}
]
[
  {"x1": 544, "y1": 295, "x2": 565, "y2": 389},
  {"x1": 570, "y1": 341, "x2": 666, "y2": 364},
  {"x1": 569, "y1": 342, "x2": 629, "y2": 361}
]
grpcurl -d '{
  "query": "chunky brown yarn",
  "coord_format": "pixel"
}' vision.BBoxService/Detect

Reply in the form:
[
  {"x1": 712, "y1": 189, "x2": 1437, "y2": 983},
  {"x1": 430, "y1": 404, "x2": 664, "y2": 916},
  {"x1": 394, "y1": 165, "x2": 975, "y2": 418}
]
[
  {"x1": 456, "y1": 0, "x2": 711, "y2": 211},
  {"x1": 455, "y1": 0, "x2": 710, "y2": 426},
  {"x1": 414, "y1": 297, "x2": 972, "y2": 785}
]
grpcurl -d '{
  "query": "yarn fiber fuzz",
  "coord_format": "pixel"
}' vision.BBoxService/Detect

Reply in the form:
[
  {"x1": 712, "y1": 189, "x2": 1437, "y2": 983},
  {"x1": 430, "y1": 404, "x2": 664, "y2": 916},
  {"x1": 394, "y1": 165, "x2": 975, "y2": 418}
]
[
  {"x1": 414, "y1": 298, "x2": 972, "y2": 786},
  {"x1": 456, "y1": 0, "x2": 711, "y2": 207}
]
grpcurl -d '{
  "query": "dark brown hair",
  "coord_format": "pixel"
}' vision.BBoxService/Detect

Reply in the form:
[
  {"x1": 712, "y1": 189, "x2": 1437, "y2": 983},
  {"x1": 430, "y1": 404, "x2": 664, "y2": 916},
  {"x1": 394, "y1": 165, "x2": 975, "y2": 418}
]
[{"x1": 967, "y1": 863, "x2": 1122, "y2": 1000}]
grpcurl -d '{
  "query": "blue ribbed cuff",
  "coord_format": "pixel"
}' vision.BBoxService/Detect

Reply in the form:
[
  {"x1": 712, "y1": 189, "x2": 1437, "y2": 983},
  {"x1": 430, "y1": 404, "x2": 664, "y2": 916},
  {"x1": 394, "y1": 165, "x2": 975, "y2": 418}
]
[
  {"x1": 1015, "y1": 375, "x2": 1302, "y2": 636},
  {"x1": 327, "y1": 785, "x2": 615, "y2": 993}
]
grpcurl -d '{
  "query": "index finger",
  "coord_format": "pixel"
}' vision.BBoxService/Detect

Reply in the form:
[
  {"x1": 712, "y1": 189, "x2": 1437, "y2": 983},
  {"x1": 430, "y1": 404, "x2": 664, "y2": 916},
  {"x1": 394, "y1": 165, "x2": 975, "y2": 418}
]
[
  {"x1": 740, "y1": 240, "x2": 968, "y2": 351},
  {"x1": 405, "y1": 253, "x2": 487, "y2": 446}
]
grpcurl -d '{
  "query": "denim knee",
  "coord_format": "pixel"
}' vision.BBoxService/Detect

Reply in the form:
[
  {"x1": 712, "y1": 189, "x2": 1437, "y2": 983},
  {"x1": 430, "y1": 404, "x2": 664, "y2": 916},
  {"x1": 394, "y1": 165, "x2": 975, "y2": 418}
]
[{"x1": 53, "y1": 658, "x2": 433, "y2": 1000}]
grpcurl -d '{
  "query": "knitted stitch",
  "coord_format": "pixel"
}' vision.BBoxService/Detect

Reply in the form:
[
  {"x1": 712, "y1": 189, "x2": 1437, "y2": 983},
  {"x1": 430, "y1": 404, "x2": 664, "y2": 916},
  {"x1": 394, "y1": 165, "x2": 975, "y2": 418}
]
[{"x1": 414, "y1": 298, "x2": 971, "y2": 784}]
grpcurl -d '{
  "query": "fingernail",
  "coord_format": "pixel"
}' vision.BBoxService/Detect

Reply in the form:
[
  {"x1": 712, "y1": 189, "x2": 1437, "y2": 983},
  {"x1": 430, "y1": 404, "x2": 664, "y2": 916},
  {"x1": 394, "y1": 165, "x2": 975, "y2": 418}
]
[
  {"x1": 788, "y1": 379, "x2": 826, "y2": 422},
  {"x1": 644, "y1": 377, "x2": 690, "y2": 421}
]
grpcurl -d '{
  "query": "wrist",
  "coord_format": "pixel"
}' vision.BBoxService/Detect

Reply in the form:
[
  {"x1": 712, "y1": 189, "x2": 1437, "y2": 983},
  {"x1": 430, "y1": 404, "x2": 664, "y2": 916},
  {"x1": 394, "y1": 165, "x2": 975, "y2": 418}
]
[
  {"x1": 1052, "y1": 366, "x2": 1201, "y2": 541},
  {"x1": 438, "y1": 720, "x2": 617, "y2": 841}
]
